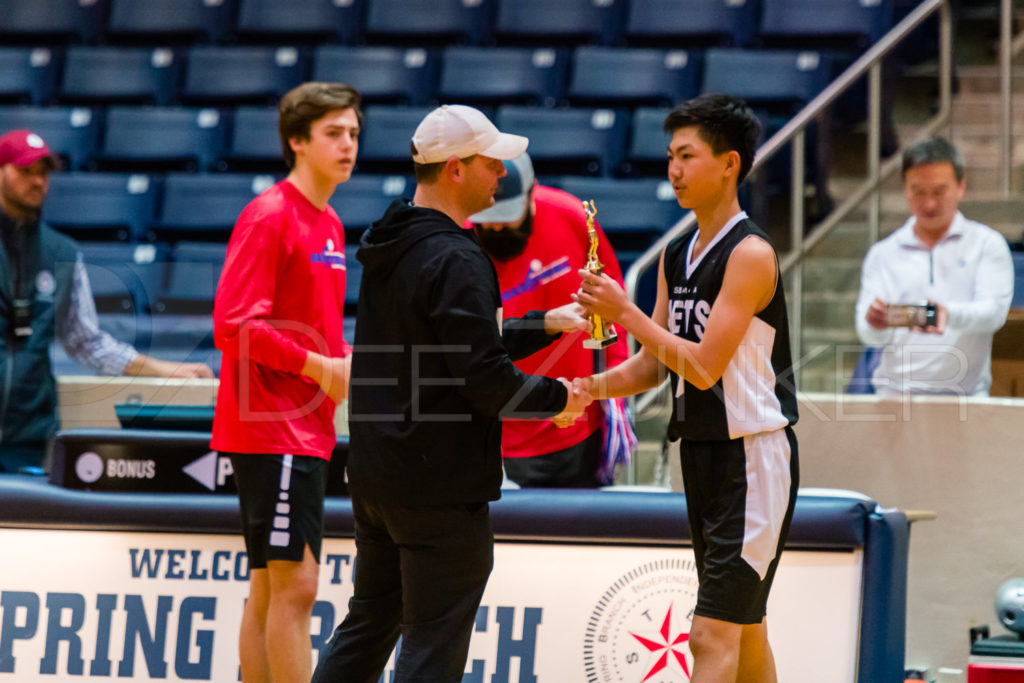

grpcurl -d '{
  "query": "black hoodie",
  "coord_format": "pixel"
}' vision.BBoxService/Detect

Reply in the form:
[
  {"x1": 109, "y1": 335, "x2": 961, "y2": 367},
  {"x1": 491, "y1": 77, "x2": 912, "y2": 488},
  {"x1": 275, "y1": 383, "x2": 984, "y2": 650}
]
[{"x1": 347, "y1": 199, "x2": 569, "y2": 505}]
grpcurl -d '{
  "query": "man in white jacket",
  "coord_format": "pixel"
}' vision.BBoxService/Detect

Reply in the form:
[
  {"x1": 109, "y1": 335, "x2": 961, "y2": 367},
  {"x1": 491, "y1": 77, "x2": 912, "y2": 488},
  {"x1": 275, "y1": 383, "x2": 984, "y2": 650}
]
[{"x1": 855, "y1": 137, "x2": 1014, "y2": 396}]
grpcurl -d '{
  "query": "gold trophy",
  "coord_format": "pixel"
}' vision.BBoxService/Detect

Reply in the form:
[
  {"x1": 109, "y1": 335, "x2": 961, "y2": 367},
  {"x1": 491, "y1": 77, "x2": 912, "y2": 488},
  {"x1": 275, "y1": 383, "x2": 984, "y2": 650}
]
[{"x1": 581, "y1": 199, "x2": 618, "y2": 349}]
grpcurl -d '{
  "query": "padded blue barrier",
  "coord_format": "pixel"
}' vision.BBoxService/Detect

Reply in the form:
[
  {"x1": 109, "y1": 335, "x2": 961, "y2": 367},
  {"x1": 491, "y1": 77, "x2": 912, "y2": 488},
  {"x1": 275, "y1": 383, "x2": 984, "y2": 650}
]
[
  {"x1": 0, "y1": 106, "x2": 100, "y2": 171},
  {"x1": 107, "y1": 0, "x2": 236, "y2": 44},
  {"x1": 0, "y1": 47, "x2": 61, "y2": 106},
  {"x1": 1, "y1": 435, "x2": 909, "y2": 682},
  {"x1": 59, "y1": 47, "x2": 181, "y2": 106}
]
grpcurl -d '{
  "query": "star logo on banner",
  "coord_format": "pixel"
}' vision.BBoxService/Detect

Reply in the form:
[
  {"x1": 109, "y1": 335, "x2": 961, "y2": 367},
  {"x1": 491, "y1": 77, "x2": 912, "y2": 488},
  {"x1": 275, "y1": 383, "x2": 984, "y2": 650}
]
[{"x1": 629, "y1": 603, "x2": 691, "y2": 681}]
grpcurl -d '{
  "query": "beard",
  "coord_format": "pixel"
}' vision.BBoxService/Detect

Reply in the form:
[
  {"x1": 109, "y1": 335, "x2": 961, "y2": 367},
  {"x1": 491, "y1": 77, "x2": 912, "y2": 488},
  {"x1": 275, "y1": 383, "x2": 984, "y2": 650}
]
[{"x1": 475, "y1": 211, "x2": 534, "y2": 262}]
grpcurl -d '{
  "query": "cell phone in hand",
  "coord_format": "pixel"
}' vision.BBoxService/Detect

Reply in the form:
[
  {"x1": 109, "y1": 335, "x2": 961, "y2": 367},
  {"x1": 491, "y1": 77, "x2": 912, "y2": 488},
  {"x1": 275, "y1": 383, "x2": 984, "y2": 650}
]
[{"x1": 886, "y1": 302, "x2": 938, "y2": 328}]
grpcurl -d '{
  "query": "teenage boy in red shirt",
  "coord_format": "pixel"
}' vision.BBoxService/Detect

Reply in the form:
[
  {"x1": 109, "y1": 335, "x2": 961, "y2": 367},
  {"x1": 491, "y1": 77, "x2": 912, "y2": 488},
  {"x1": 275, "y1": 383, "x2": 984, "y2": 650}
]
[{"x1": 212, "y1": 82, "x2": 360, "y2": 683}]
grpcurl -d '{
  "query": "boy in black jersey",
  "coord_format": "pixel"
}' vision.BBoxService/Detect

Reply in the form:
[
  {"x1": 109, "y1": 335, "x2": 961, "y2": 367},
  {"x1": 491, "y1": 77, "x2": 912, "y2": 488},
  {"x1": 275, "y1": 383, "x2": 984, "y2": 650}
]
[{"x1": 574, "y1": 94, "x2": 798, "y2": 682}]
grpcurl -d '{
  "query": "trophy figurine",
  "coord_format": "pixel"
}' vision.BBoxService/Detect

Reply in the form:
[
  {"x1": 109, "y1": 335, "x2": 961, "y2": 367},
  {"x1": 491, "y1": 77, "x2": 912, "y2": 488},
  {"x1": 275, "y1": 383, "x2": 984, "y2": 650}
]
[{"x1": 581, "y1": 199, "x2": 618, "y2": 349}]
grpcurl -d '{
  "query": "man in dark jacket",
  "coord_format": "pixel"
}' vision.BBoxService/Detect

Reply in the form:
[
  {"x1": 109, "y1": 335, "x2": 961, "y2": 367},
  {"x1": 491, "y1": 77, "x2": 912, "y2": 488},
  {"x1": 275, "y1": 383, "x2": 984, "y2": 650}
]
[
  {"x1": 0, "y1": 130, "x2": 212, "y2": 473},
  {"x1": 311, "y1": 105, "x2": 592, "y2": 682}
]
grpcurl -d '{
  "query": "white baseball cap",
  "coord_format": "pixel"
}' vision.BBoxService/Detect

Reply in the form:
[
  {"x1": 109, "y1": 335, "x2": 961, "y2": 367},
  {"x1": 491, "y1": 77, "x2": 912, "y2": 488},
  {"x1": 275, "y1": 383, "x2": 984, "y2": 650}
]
[{"x1": 411, "y1": 105, "x2": 528, "y2": 164}]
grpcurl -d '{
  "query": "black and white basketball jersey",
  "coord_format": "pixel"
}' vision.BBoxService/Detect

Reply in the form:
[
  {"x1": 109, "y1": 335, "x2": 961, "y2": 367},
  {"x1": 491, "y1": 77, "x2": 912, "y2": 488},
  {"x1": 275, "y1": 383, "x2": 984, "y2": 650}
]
[{"x1": 663, "y1": 212, "x2": 798, "y2": 441}]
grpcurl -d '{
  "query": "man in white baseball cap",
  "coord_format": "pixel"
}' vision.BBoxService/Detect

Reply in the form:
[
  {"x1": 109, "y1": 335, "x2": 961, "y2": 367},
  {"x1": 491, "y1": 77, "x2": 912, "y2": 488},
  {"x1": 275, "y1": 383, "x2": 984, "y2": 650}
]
[{"x1": 311, "y1": 105, "x2": 593, "y2": 681}]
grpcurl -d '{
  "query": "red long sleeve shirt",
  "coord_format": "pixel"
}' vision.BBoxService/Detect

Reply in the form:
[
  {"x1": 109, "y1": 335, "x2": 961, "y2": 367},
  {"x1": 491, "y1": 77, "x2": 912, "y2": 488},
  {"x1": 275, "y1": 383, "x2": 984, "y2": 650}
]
[{"x1": 212, "y1": 180, "x2": 350, "y2": 459}]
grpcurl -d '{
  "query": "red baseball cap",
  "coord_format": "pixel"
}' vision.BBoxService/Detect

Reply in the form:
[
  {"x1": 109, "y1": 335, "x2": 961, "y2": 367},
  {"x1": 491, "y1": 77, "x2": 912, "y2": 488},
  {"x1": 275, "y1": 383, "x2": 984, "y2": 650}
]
[{"x1": 0, "y1": 130, "x2": 57, "y2": 168}]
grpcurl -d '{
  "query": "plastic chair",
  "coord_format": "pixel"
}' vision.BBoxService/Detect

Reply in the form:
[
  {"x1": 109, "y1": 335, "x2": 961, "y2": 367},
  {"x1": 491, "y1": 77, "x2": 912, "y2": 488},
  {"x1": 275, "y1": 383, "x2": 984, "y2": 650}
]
[
  {"x1": 555, "y1": 176, "x2": 683, "y2": 251},
  {"x1": 236, "y1": 0, "x2": 364, "y2": 45},
  {"x1": 625, "y1": 0, "x2": 759, "y2": 47},
  {"x1": 328, "y1": 174, "x2": 410, "y2": 234},
  {"x1": 182, "y1": 46, "x2": 309, "y2": 105},
  {"x1": 313, "y1": 46, "x2": 438, "y2": 106},
  {"x1": 98, "y1": 106, "x2": 228, "y2": 172},
  {"x1": 569, "y1": 47, "x2": 700, "y2": 107},
  {"x1": 494, "y1": 0, "x2": 625, "y2": 46},
  {"x1": 496, "y1": 106, "x2": 628, "y2": 176},
  {"x1": 152, "y1": 173, "x2": 277, "y2": 243},
  {"x1": 223, "y1": 106, "x2": 284, "y2": 171},
  {"x1": 0, "y1": 106, "x2": 99, "y2": 171},
  {"x1": 357, "y1": 105, "x2": 434, "y2": 173},
  {"x1": 625, "y1": 106, "x2": 671, "y2": 177},
  {"x1": 154, "y1": 242, "x2": 227, "y2": 316},
  {"x1": 45, "y1": 173, "x2": 159, "y2": 242},
  {"x1": 107, "y1": 0, "x2": 235, "y2": 44},
  {"x1": 364, "y1": 0, "x2": 493, "y2": 45},
  {"x1": 59, "y1": 47, "x2": 180, "y2": 106},
  {"x1": 0, "y1": 47, "x2": 60, "y2": 105},
  {"x1": 438, "y1": 47, "x2": 569, "y2": 107},
  {"x1": 760, "y1": 0, "x2": 895, "y2": 47},
  {"x1": 78, "y1": 241, "x2": 169, "y2": 315},
  {"x1": 0, "y1": 0, "x2": 106, "y2": 44},
  {"x1": 702, "y1": 48, "x2": 830, "y2": 106}
]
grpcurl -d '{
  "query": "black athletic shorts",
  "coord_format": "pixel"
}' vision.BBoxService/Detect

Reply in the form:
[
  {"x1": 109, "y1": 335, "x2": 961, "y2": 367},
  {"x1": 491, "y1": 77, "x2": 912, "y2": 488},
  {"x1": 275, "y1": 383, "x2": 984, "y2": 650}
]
[
  {"x1": 228, "y1": 453, "x2": 329, "y2": 569},
  {"x1": 679, "y1": 426, "x2": 799, "y2": 625}
]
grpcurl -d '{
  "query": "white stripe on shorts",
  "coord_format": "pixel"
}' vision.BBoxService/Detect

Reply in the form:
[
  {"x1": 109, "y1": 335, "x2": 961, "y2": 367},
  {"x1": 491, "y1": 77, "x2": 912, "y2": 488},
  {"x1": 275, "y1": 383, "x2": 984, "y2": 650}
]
[{"x1": 740, "y1": 429, "x2": 792, "y2": 580}]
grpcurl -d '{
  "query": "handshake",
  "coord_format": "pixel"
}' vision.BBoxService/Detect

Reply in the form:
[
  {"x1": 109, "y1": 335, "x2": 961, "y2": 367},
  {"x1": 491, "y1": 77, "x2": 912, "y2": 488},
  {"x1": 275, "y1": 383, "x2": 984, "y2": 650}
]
[{"x1": 552, "y1": 376, "x2": 595, "y2": 429}]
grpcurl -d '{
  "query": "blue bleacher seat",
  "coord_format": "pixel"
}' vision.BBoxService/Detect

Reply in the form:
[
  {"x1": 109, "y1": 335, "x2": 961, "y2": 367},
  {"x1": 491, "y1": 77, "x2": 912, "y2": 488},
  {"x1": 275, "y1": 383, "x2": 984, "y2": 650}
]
[
  {"x1": 364, "y1": 0, "x2": 493, "y2": 45},
  {"x1": 569, "y1": 48, "x2": 701, "y2": 107},
  {"x1": 154, "y1": 242, "x2": 227, "y2": 316},
  {"x1": 107, "y1": 0, "x2": 235, "y2": 44},
  {"x1": 625, "y1": 106, "x2": 671, "y2": 177},
  {"x1": 0, "y1": 0, "x2": 106, "y2": 44},
  {"x1": 223, "y1": 106, "x2": 284, "y2": 171},
  {"x1": 760, "y1": 0, "x2": 895, "y2": 47},
  {"x1": 554, "y1": 176, "x2": 684, "y2": 251},
  {"x1": 328, "y1": 174, "x2": 410, "y2": 235},
  {"x1": 438, "y1": 47, "x2": 569, "y2": 107},
  {"x1": 313, "y1": 46, "x2": 438, "y2": 106},
  {"x1": 702, "y1": 48, "x2": 830, "y2": 106},
  {"x1": 357, "y1": 105, "x2": 434, "y2": 173},
  {"x1": 98, "y1": 106, "x2": 228, "y2": 172},
  {"x1": 494, "y1": 0, "x2": 625, "y2": 46},
  {"x1": 153, "y1": 173, "x2": 277, "y2": 243},
  {"x1": 1013, "y1": 251, "x2": 1024, "y2": 308},
  {"x1": 496, "y1": 106, "x2": 628, "y2": 176},
  {"x1": 78, "y1": 241, "x2": 169, "y2": 315},
  {"x1": 0, "y1": 48, "x2": 60, "y2": 105},
  {"x1": 59, "y1": 47, "x2": 180, "y2": 106},
  {"x1": 625, "y1": 0, "x2": 759, "y2": 47},
  {"x1": 343, "y1": 245, "x2": 362, "y2": 307},
  {"x1": 236, "y1": 0, "x2": 365, "y2": 45},
  {"x1": 45, "y1": 173, "x2": 159, "y2": 242},
  {"x1": 0, "y1": 106, "x2": 99, "y2": 170},
  {"x1": 181, "y1": 46, "x2": 309, "y2": 105}
]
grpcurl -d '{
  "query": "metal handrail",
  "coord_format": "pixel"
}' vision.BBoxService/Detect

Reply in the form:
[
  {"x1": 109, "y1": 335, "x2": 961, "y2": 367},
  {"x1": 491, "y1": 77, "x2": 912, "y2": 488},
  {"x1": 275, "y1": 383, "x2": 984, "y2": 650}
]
[{"x1": 624, "y1": 0, "x2": 952, "y2": 349}]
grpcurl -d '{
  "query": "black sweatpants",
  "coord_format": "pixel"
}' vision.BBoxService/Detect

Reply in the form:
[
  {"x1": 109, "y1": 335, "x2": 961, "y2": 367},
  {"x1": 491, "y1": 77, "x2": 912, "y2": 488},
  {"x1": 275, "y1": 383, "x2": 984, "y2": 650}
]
[{"x1": 311, "y1": 495, "x2": 494, "y2": 683}]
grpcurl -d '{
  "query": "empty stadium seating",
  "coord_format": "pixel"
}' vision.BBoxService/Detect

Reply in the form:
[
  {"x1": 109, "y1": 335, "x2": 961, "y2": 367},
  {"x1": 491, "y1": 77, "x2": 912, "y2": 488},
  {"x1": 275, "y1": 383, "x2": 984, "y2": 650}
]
[
  {"x1": 493, "y1": 0, "x2": 626, "y2": 46},
  {"x1": 153, "y1": 173, "x2": 277, "y2": 243},
  {"x1": 625, "y1": 0, "x2": 759, "y2": 47},
  {"x1": 0, "y1": 106, "x2": 99, "y2": 170},
  {"x1": 0, "y1": 0, "x2": 106, "y2": 44},
  {"x1": 181, "y1": 46, "x2": 309, "y2": 105},
  {"x1": 329, "y1": 174, "x2": 411, "y2": 234},
  {"x1": 223, "y1": 106, "x2": 284, "y2": 171},
  {"x1": 364, "y1": 0, "x2": 493, "y2": 46},
  {"x1": 497, "y1": 106, "x2": 628, "y2": 176},
  {"x1": 98, "y1": 106, "x2": 227, "y2": 172}
]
